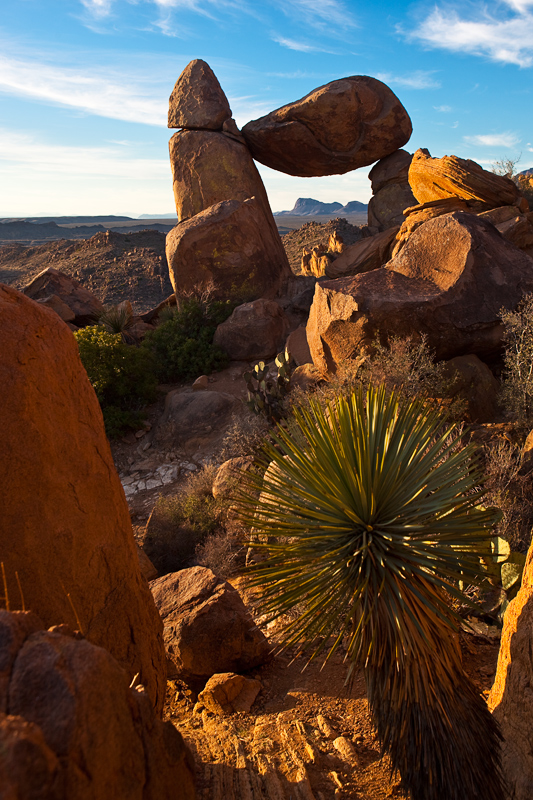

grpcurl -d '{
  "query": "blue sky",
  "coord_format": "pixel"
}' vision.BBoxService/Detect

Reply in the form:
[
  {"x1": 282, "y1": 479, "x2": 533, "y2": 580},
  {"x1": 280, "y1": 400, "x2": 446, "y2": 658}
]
[{"x1": 1, "y1": 0, "x2": 533, "y2": 217}]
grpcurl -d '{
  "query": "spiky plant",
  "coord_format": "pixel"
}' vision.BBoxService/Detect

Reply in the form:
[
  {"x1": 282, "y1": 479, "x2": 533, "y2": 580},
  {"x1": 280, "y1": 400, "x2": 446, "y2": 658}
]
[
  {"x1": 237, "y1": 386, "x2": 504, "y2": 800},
  {"x1": 98, "y1": 301, "x2": 134, "y2": 339}
]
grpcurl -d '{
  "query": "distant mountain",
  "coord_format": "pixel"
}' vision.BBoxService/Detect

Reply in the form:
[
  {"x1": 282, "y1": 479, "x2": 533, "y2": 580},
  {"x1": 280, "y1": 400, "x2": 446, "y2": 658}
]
[
  {"x1": 0, "y1": 215, "x2": 134, "y2": 224},
  {"x1": 518, "y1": 168, "x2": 533, "y2": 177},
  {"x1": 274, "y1": 197, "x2": 367, "y2": 216},
  {"x1": 138, "y1": 213, "x2": 178, "y2": 219},
  {"x1": 0, "y1": 219, "x2": 175, "y2": 244}
]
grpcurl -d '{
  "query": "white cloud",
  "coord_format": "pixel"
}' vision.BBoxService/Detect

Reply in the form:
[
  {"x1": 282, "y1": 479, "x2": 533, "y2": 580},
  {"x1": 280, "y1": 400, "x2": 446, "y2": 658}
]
[
  {"x1": 376, "y1": 71, "x2": 440, "y2": 90},
  {"x1": 464, "y1": 132, "x2": 522, "y2": 147},
  {"x1": 271, "y1": 34, "x2": 334, "y2": 53},
  {"x1": 80, "y1": 0, "x2": 113, "y2": 17},
  {"x1": 279, "y1": 0, "x2": 357, "y2": 30},
  {"x1": 0, "y1": 54, "x2": 167, "y2": 126},
  {"x1": 406, "y1": 2, "x2": 533, "y2": 67},
  {"x1": 434, "y1": 105, "x2": 452, "y2": 112}
]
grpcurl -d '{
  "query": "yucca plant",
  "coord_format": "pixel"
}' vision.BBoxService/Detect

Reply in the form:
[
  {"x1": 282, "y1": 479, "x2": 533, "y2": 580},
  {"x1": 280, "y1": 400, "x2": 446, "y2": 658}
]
[
  {"x1": 237, "y1": 386, "x2": 504, "y2": 800},
  {"x1": 98, "y1": 300, "x2": 134, "y2": 340}
]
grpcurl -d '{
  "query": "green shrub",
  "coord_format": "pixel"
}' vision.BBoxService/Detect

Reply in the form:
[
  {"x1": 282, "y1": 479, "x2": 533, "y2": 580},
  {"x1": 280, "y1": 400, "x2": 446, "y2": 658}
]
[
  {"x1": 74, "y1": 325, "x2": 158, "y2": 437},
  {"x1": 143, "y1": 297, "x2": 233, "y2": 382},
  {"x1": 237, "y1": 386, "x2": 504, "y2": 800},
  {"x1": 499, "y1": 294, "x2": 533, "y2": 427}
]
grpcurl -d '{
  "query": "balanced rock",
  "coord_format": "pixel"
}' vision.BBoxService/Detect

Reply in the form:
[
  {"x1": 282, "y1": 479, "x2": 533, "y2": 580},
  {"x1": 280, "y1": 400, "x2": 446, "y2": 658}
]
[
  {"x1": 150, "y1": 567, "x2": 271, "y2": 681},
  {"x1": 242, "y1": 76, "x2": 412, "y2": 177},
  {"x1": 0, "y1": 611, "x2": 195, "y2": 800},
  {"x1": 307, "y1": 211, "x2": 533, "y2": 371},
  {"x1": 489, "y1": 538, "x2": 533, "y2": 800},
  {"x1": 326, "y1": 226, "x2": 399, "y2": 279},
  {"x1": 168, "y1": 58, "x2": 231, "y2": 130},
  {"x1": 166, "y1": 197, "x2": 289, "y2": 301},
  {"x1": 409, "y1": 148, "x2": 521, "y2": 210},
  {"x1": 22, "y1": 267, "x2": 103, "y2": 326},
  {"x1": 368, "y1": 149, "x2": 416, "y2": 231},
  {"x1": 0, "y1": 286, "x2": 166, "y2": 713},
  {"x1": 214, "y1": 298, "x2": 290, "y2": 360}
]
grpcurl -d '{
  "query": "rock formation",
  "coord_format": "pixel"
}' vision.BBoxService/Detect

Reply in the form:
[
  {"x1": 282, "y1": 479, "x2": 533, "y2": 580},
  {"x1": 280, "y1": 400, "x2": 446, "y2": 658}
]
[
  {"x1": 150, "y1": 567, "x2": 271, "y2": 682},
  {"x1": 213, "y1": 298, "x2": 290, "y2": 360},
  {"x1": 489, "y1": 536, "x2": 533, "y2": 800},
  {"x1": 0, "y1": 610, "x2": 195, "y2": 800},
  {"x1": 241, "y1": 77, "x2": 412, "y2": 177},
  {"x1": 325, "y1": 226, "x2": 399, "y2": 279},
  {"x1": 409, "y1": 148, "x2": 523, "y2": 210},
  {"x1": 22, "y1": 267, "x2": 103, "y2": 326},
  {"x1": 0, "y1": 286, "x2": 167, "y2": 713},
  {"x1": 307, "y1": 212, "x2": 533, "y2": 372},
  {"x1": 166, "y1": 60, "x2": 290, "y2": 302},
  {"x1": 367, "y1": 149, "x2": 416, "y2": 231}
]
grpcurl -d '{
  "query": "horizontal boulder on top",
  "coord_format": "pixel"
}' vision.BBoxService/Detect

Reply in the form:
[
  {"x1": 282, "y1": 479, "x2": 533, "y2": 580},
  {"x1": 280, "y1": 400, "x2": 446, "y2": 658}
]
[
  {"x1": 307, "y1": 211, "x2": 533, "y2": 372},
  {"x1": 241, "y1": 76, "x2": 412, "y2": 177}
]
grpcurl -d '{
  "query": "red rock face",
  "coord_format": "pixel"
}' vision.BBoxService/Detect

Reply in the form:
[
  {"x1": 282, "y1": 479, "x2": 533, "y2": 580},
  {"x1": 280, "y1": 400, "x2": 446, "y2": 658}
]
[
  {"x1": 0, "y1": 286, "x2": 167, "y2": 714},
  {"x1": 0, "y1": 611, "x2": 195, "y2": 800},
  {"x1": 168, "y1": 58, "x2": 231, "y2": 130},
  {"x1": 306, "y1": 212, "x2": 533, "y2": 371},
  {"x1": 22, "y1": 267, "x2": 103, "y2": 326},
  {"x1": 242, "y1": 76, "x2": 412, "y2": 177}
]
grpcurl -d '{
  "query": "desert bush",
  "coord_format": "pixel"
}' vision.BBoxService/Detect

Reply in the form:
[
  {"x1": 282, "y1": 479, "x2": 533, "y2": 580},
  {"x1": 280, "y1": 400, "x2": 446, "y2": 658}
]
[
  {"x1": 218, "y1": 413, "x2": 271, "y2": 461},
  {"x1": 237, "y1": 386, "x2": 504, "y2": 800},
  {"x1": 313, "y1": 333, "x2": 466, "y2": 418},
  {"x1": 499, "y1": 294, "x2": 533, "y2": 427},
  {"x1": 195, "y1": 529, "x2": 244, "y2": 578},
  {"x1": 98, "y1": 301, "x2": 134, "y2": 339},
  {"x1": 142, "y1": 465, "x2": 229, "y2": 575},
  {"x1": 143, "y1": 296, "x2": 234, "y2": 383},
  {"x1": 74, "y1": 325, "x2": 158, "y2": 437}
]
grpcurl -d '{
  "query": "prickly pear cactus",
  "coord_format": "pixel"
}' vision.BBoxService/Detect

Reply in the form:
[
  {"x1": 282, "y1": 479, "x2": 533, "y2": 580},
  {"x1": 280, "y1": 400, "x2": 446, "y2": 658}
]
[{"x1": 244, "y1": 348, "x2": 291, "y2": 422}]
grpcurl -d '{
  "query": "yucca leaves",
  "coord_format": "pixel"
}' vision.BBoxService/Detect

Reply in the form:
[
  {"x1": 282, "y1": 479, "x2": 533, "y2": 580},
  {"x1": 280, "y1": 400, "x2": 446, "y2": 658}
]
[{"x1": 237, "y1": 386, "x2": 504, "y2": 800}]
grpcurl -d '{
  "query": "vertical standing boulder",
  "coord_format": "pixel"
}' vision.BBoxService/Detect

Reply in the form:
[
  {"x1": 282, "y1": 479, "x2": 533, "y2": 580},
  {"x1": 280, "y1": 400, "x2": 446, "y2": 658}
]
[
  {"x1": 367, "y1": 149, "x2": 416, "y2": 231},
  {"x1": 166, "y1": 60, "x2": 291, "y2": 301},
  {"x1": 0, "y1": 286, "x2": 167, "y2": 714},
  {"x1": 489, "y1": 543, "x2": 533, "y2": 799}
]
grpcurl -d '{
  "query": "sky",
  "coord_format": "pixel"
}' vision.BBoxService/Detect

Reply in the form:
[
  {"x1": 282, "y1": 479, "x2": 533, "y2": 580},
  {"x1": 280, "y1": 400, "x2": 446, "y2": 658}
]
[{"x1": 1, "y1": 0, "x2": 533, "y2": 217}]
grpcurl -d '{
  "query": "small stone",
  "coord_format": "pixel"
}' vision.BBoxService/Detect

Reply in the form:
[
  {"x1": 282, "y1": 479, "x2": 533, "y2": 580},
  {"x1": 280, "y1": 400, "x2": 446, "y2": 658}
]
[
  {"x1": 135, "y1": 430, "x2": 146, "y2": 439},
  {"x1": 333, "y1": 736, "x2": 358, "y2": 764},
  {"x1": 317, "y1": 714, "x2": 338, "y2": 739},
  {"x1": 192, "y1": 375, "x2": 209, "y2": 391}
]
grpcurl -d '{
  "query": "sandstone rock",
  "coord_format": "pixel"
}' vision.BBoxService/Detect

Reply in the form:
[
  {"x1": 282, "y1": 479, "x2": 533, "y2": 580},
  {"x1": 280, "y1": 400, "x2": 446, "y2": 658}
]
[
  {"x1": 22, "y1": 267, "x2": 103, "y2": 326},
  {"x1": 391, "y1": 198, "x2": 469, "y2": 258},
  {"x1": 489, "y1": 544, "x2": 533, "y2": 800},
  {"x1": 368, "y1": 148, "x2": 412, "y2": 193},
  {"x1": 443, "y1": 354, "x2": 500, "y2": 423},
  {"x1": 136, "y1": 543, "x2": 158, "y2": 582},
  {"x1": 368, "y1": 182, "x2": 417, "y2": 231},
  {"x1": 140, "y1": 293, "x2": 177, "y2": 325},
  {"x1": 242, "y1": 77, "x2": 411, "y2": 177},
  {"x1": 0, "y1": 286, "x2": 166, "y2": 713},
  {"x1": 286, "y1": 324, "x2": 312, "y2": 366},
  {"x1": 166, "y1": 198, "x2": 290, "y2": 302},
  {"x1": 325, "y1": 226, "x2": 399, "y2": 279},
  {"x1": 291, "y1": 364, "x2": 324, "y2": 391},
  {"x1": 35, "y1": 293, "x2": 76, "y2": 323},
  {"x1": 409, "y1": 148, "x2": 521, "y2": 210},
  {"x1": 212, "y1": 456, "x2": 255, "y2": 500},
  {"x1": 495, "y1": 213, "x2": 533, "y2": 250},
  {"x1": 0, "y1": 611, "x2": 195, "y2": 800},
  {"x1": 168, "y1": 58, "x2": 231, "y2": 130},
  {"x1": 156, "y1": 389, "x2": 239, "y2": 456},
  {"x1": 192, "y1": 375, "x2": 209, "y2": 391},
  {"x1": 307, "y1": 212, "x2": 533, "y2": 372},
  {"x1": 301, "y1": 245, "x2": 332, "y2": 278},
  {"x1": 150, "y1": 567, "x2": 270, "y2": 681},
  {"x1": 198, "y1": 672, "x2": 261, "y2": 714},
  {"x1": 213, "y1": 298, "x2": 290, "y2": 360}
]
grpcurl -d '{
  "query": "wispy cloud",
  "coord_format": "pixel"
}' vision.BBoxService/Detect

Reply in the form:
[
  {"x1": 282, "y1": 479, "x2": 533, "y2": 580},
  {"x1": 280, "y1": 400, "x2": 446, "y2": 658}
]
[
  {"x1": 0, "y1": 54, "x2": 167, "y2": 125},
  {"x1": 464, "y1": 131, "x2": 522, "y2": 147},
  {"x1": 271, "y1": 34, "x2": 334, "y2": 53},
  {"x1": 80, "y1": 0, "x2": 113, "y2": 17},
  {"x1": 434, "y1": 104, "x2": 452, "y2": 112},
  {"x1": 376, "y1": 71, "x2": 440, "y2": 90},
  {"x1": 278, "y1": 0, "x2": 357, "y2": 31},
  {"x1": 405, "y1": 1, "x2": 533, "y2": 67}
]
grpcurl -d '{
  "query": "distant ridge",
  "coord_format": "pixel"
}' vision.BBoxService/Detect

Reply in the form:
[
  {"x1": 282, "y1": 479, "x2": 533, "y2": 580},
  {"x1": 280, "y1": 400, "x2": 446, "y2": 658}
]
[
  {"x1": 0, "y1": 215, "x2": 134, "y2": 224},
  {"x1": 274, "y1": 197, "x2": 367, "y2": 216}
]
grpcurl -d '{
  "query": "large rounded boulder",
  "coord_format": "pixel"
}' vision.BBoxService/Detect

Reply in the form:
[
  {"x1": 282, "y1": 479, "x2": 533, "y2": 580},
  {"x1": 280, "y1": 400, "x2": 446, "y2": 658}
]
[
  {"x1": 0, "y1": 286, "x2": 167, "y2": 713},
  {"x1": 241, "y1": 76, "x2": 412, "y2": 177}
]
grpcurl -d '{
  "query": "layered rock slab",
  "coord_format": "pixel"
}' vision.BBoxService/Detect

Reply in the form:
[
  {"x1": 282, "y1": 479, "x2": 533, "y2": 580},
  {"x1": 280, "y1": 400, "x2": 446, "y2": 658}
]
[
  {"x1": 409, "y1": 148, "x2": 521, "y2": 210},
  {"x1": 150, "y1": 567, "x2": 271, "y2": 682},
  {"x1": 307, "y1": 211, "x2": 533, "y2": 371},
  {"x1": 0, "y1": 286, "x2": 167, "y2": 713},
  {"x1": 168, "y1": 58, "x2": 231, "y2": 130},
  {"x1": 166, "y1": 197, "x2": 289, "y2": 301},
  {"x1": 242, "y1": 76, "x2": 412, "y2": 177},
  {"x1": 0, "y1": 611, "x2": 195, "y2": 800}
]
